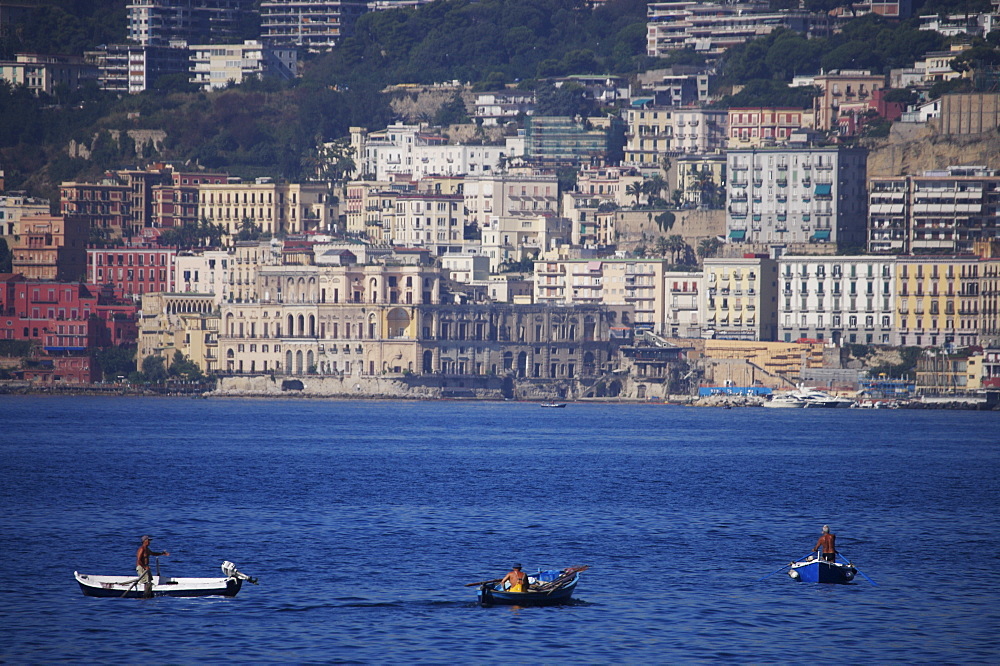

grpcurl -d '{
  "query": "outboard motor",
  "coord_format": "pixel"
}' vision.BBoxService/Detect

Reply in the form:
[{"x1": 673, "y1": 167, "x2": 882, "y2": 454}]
[{"x1": 222, "y1": 561, "x2": 259, "y2": 584}]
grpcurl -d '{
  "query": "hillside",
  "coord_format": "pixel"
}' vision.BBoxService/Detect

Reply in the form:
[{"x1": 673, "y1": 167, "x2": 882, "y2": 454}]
[{"x1": 865, "y1": 123, "x2": 1000, "y2": 177}]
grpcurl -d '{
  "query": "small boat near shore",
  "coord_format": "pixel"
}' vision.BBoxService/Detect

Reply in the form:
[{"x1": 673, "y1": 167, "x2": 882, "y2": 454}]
[
  {"x1": 477, "y1": 566, "x2": 585, "y2": 606},
  {"x1": 75, "y1": 561, "x2": 257, "y2": 598},
  {"x1": 540, "y1": 402, "x2": 567, "y2": 408}
]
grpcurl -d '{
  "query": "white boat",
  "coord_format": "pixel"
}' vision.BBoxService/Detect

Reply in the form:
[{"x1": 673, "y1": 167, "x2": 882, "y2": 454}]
[
  {"x1": 75, "y1": 561, "x2": 256, "y2": 598},
  {"x1": 762, "y1": 393, "x2": 807, "y2": 408},
  {"x1": 763, "y1": 387, "x2": 854, "y2": 409}
]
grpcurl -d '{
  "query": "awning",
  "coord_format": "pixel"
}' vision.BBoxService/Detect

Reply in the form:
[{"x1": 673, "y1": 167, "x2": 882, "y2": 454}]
[
  {"x1": 811, "y1": 229, "x2": 831, "y2": 240},
  {"x1": 815, "y1": 184, "x2": 832, "y2": 196},
  {"x1": 729, "y1": 229, "x2": 747, "y2": 240}
]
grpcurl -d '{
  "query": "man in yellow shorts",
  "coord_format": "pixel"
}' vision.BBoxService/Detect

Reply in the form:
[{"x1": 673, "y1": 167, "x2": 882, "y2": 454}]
[{"x1": 501, "y1": 563, "x2": 527, "y2": 593}]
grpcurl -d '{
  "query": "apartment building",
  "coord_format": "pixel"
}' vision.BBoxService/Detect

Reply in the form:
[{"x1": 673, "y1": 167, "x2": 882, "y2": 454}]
[
  {"x1": 647, "y1": 1, "x2": 830, "y2": 57},
  {"x1": 1, "y1": 193, "x2": 49, "y2": 237},
  {"x1": 482, "y1": 213, "x2": 570, "y2": 270},
  {"x1": 623, "y1": 105, "x2": 674, "y2": 169},
  {"x1": 868, "y1": 166, "x2": 1000, "y2": 255},
  {"x1": 87, "y1": 244, "x2": 178, "y2": 300},
  {"x1": 127, "y1": 0, "x2": 251, "y2": 46},
  {"x1": 10, "y1": 215, "x2": 88, "y2": 281},
  {"x1": 534, "y1": 258, "x2": 671, "y2": 332},
  {"x1": 230, "y1": 239, "x2": 282, "y2": 303},
  {"x1": 726, "y1": 107, "x2": 813, "y2": 148},
  {"x1": 389, "y1": 192, "x2": 464, "y2": 254},
  {"x1": 522, "y1": 116, "x2": 612, "y2": 167},
  {"x1": 726, "y1": 146, "x2": 868, "y2": 247},
  {"x1": 672, "y1": 108, "x2": 728, "y2": 155},
  {"x1": 777, "y1": 256, "x2": 897, "y2": 345},
  {"x1": 895, "y1": 255, "x2": 982, "y2": 348},
  {"x1": 474, "y1": 90, "x2": 535, "y2": 126},
  {"x1": 0, "y1": 53, "x2": 97, "y2": 96},
  {"x1": 259, "y1": 0, "x2": 370, "y2": 50},
  {"x1": 664, "y1": 270, "x2": 704, "y2": 338},
  {"x1": 352, "y1": 124, "x2": 506, "y2": 181},
  {"x1": 189, "y1": 41, "x2": 298, "y2": 90},
  {"x1": 702, "y1": 256, "x2": 779, "y2": 341},
  {"x1": 812, "y1": 70, "x2": 887, "y2": 131},
  {"x1": 84, "y1": 44, "x2": 190, "y2": 94},
  {"x1": 463, "y1": 172, "x2": 560, "y2": 234},
  {"x1": 151, "y1": 169, "x2": 228, "y2": 229},
  {"x1": 343, "y1": 178, "x2": 413, "y2": 236},
  {"x1": 175, "y1": 249, "x2": 234, "y2": 305},
  {"x1": 198, "y1": 179, "x2": 334, "y2": 237}
]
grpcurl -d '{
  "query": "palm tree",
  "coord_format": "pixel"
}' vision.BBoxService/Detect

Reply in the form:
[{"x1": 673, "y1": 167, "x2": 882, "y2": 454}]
[
  {"x1": 626, "y1": 181, "x2": 643, "y2": 207},
  {"x1": 666, "y1": 235, "x2": 687, "y2": 264},
  {"x1": 698, "y1": 237, "x2": 724, "y2": 260},
  {"x1": 643, "y1": 175, "x2": 667, "y2": 204},
  {"x1": 654, "y1": 236, "x2": 670, "y2": 258}
]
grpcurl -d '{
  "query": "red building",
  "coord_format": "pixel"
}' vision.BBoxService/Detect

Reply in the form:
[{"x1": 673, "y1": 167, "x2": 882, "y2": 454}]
[
  {"x1": 152, "y1": 169, "x2": 228, "y2": 229},
  {"x1": 0, "y1": 276, "x2": 137, "y2": 346},
  {"x1": 87, "y1": 241, "x2": 177, "y2": 300}
]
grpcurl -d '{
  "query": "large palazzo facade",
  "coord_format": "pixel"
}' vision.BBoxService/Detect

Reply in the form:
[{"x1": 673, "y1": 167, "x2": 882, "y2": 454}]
[{"x1": 216, "y1": 264, "x2": 629, "y2": 380}]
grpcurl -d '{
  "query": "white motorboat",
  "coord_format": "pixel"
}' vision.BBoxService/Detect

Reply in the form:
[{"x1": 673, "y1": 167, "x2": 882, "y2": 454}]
[
  {"x1": 762, "y1": 393, "x2": 807, "y2": 408},
  {"x1": 763, "y1": 387, "x2": 854, "y2": 409},
  {"x1": 75, "y1": 561, "x2": 256, "y2": 598}
]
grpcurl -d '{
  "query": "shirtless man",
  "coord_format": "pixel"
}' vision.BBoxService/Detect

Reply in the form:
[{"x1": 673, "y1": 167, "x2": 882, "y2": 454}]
[
  {"x1": 500, "y1": 563, "x2": 528, "y2": 593},
  {"x1": 135, "y1": 535, "x2": 169, "y2": 596},
  {"x1": 813, "y1": 525, "x2": 837, "y2": 562}
]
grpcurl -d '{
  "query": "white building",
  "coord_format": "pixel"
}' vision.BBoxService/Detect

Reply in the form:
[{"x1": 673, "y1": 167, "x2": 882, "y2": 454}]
[
  {"x1": 189, "y1": 40, "x2": 297, "y2": 90},
  {"x1": 474, "y1": 90, "x2": 535, "y2": 126},
  {"x1": 726, "y1": 146, "x2": 868, "y2": 247},
  {"x1": 777, "y1": 255, "x2": 897, "y2": 345},
  {"x1": 664, "y1": 270, "x2": 704, "y2": 338},
  {"x1": 482, "y1": 213, "x2": 570, "y2": 271},
  {"x1": 462, "y1": 172, "x2": 560, "y2": 234},
  {"x1": 352, "y1": 124, "x2": 508, "y2": 181},
  {"x1": 390, "y1": 192, "x2": 464, "y2": 255},
  {"x1": 441, "y1": 254, "x2": 490, "y2": 283},
  {"x1": 176, "y1": 249, "x2": 235, "y2": 306}
]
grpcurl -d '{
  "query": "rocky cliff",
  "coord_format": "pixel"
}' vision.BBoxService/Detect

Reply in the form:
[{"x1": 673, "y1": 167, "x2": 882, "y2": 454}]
[{"x1": 864, "y1": 123, "x2": 1000, "y2": 178}]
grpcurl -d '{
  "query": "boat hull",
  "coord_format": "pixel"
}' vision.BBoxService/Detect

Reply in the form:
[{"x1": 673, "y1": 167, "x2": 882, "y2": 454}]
[
  {"x1": 789, "y1": 560, "x2": 857, "y2": 584},
  {"x1": 75, "y1": 572, "x2": 243, "y2": 598},
  {"x1": 478, "y1": 571, "x2": 580, "y2": 606}
]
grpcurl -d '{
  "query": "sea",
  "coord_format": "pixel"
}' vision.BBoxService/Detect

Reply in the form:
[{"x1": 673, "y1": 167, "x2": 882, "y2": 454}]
[{"x1": 1, "y1": 396, "x2": 998, "y2": 663}]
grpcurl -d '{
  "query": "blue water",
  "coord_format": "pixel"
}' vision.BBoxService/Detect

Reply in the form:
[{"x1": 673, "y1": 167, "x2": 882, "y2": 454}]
[{"x1": 1, "y1": 397, "x2": 999, "y2": 663}]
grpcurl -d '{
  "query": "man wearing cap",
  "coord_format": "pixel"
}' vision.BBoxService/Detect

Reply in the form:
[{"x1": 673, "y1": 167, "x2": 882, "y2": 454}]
[
  {"x1": 812, "y1": 525, "x2": 837, "y2": 562},
  {"x1": 135, "y1": 535, "x2": 169, "y2": 596},
  {"x1": 500, "y1": 563, "x2": 528, "y2": 593}
]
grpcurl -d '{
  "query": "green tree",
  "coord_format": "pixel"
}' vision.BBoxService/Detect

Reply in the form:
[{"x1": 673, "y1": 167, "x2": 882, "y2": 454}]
[
  {"x1": 169, "y1": 350, "x2": 204, "y2": 381},
  {"x1": 698, "y1": 237, "x2": 724, "y2": 260},
  {"x1": 0, "y1": 237, "x2": 11, "y2": 273},
  {"x1": 141, "y1": 355, "x2": 168, "y2": 383},
  {"x1": 666, "y1": 234, "x2": 687, "y2": 264},
  {"x1": 96, "y1": 345, "x2": 136, "y2": 381},
  {"x1": 626, "y1": 181, "x2": 643, "y2": 206}
]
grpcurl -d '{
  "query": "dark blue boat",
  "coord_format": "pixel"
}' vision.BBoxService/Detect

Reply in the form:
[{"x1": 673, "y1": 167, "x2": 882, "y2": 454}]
[
  {"x1": 477, "y1": 567, "x2": 584, "y2": 606},
  {"x1": 788, "y1": 558, "x2": 857, "y2": 584}
]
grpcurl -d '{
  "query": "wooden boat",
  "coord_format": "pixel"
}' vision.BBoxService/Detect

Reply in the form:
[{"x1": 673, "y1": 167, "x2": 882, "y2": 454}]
[
  {"x1": 477, "y1": 566, "x2": 585, "y2": 606},
  {"x1": 75, "y1": 561, "x2": 256, "y2": 598},
  {"x1": 788, "y1": 557, "x2": 857, "y2": 584},
  {"x1": 540, "y1": 402, "x2": 567, "y2": 408}
]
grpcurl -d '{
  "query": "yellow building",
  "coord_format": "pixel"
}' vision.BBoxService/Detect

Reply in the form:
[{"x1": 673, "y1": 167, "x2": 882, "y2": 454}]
[
  {"x1": 199, "y1": 180, "x2": 334, "y2": 238},
  {"x1": 703, "y1": 256, "x2": 779, "y2": 341},
  {"x1": 895, "y1": 256, "x2": 980, "y2": 348},
  {"x1": 218, "y1": 263, "x2": 442, "y2": 375},
  {"x1": 137, "y1": 293, "x2": 219, "y2": 374}
]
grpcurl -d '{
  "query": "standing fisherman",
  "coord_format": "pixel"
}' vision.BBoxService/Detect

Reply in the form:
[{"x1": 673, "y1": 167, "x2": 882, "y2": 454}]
[
  {"x1": 813, "y1": 525, "x2": 837, "y2": 562},
  {"x1": 136, "y1": 535, "x2": 169, "y2": 597}
]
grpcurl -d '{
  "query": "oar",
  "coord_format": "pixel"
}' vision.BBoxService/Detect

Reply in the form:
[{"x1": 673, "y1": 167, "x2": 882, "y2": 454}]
[
  {"x1": 464, "y1": 578, "x2": 502, "y2": 587},
  {"x1": 838, "y1": 552, "x2": 878, "y2": 586},
  {"x1": 757, "y1": 552, "x2": 814, "y2": 582}
]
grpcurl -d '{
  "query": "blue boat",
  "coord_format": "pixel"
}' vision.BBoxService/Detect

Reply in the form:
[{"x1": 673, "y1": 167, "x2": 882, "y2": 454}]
[
  {"x1": 788, "y1": 557, "x2": 857, "y2": 584},
  {"x1": 477, "y1": 566, "x2": 585, "y2": 606}
]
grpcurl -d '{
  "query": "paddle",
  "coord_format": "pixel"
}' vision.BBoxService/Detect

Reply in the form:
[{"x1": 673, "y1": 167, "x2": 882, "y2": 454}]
[
  {"x1": 757, "y1": 552, "x2": 814, "y2": 582},
  {"x1": 837, "y1": 552, "x2": 878, "y2": 586},
  {"x1": 464, "y1": 578, "x2": 502, "y2": 587}
]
